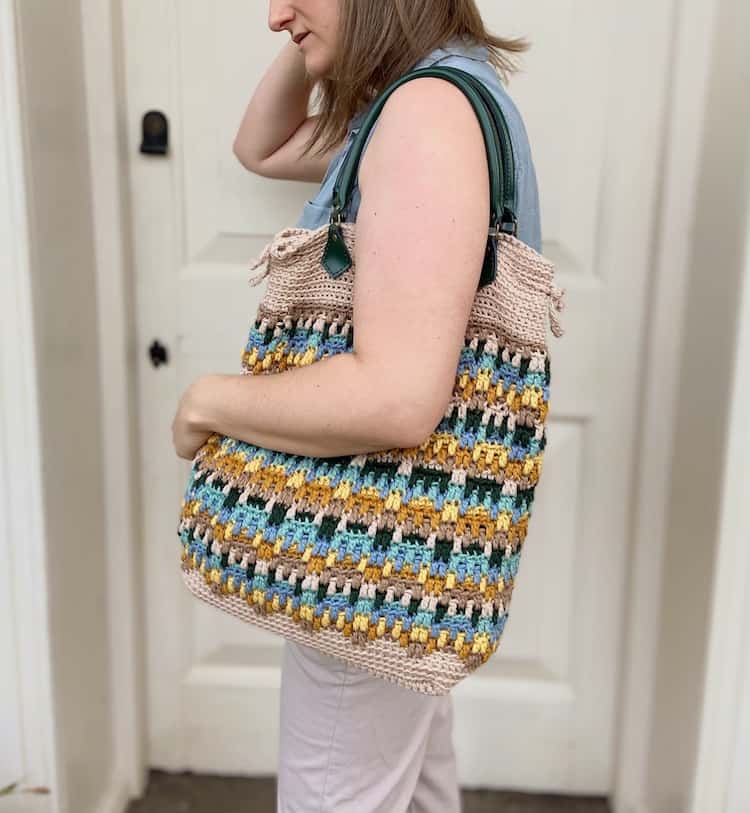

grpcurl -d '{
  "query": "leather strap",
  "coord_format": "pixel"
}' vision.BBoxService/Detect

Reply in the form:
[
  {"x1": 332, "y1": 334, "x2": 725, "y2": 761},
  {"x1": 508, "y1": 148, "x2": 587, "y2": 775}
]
[
  {"x1": 453, "y1": 68, "x2": 517, "y2": 234},
  {"x1": 320, "y1": 65, "x2": 518, "y2": 288}
]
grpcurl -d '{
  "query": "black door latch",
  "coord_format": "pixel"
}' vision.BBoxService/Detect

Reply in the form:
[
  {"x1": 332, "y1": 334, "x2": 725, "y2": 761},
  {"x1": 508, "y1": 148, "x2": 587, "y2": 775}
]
[{"x1": 140, "y1": 111, "x2": 169, "y2": 155}]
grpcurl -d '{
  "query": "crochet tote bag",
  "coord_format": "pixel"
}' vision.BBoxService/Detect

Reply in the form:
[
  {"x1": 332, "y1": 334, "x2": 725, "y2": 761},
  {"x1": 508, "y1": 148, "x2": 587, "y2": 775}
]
[{"x1": 177, "y1": 65, "x2": 566, "y2": 695}]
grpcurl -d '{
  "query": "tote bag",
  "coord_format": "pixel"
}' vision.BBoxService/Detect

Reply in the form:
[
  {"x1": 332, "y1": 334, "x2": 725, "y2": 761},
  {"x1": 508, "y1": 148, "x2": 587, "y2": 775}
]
[{"x1": 177, "y1": 66, "x2": 566, "y2": 695}]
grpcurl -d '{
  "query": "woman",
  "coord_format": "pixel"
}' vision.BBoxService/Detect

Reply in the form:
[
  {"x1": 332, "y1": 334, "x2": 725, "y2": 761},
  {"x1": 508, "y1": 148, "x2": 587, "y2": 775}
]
[{"x1": 173, "y1": 1, "x2": 541, "y2": 810}]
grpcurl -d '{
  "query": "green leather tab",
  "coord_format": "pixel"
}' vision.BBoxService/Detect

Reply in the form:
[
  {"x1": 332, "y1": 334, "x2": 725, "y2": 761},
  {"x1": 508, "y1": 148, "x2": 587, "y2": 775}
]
[
  {"x1": 480, "y1": 236, "x2": 497, "y2": 287},
  {"x1": 321, "y1": 222, "x2": 352, "y2": 277}
]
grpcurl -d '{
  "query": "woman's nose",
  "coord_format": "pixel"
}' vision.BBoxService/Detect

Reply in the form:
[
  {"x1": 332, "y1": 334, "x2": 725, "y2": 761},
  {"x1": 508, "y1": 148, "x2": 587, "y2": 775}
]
[{"x1": 268, "y1": 1, "x2": 295, "y2": 32}]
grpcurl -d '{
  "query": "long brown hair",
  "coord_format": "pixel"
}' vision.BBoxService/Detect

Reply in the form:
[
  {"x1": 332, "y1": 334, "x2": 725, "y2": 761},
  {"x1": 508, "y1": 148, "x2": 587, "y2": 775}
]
[{"x1": 302, "y1": 0, "x2": 529, "y2": 158}]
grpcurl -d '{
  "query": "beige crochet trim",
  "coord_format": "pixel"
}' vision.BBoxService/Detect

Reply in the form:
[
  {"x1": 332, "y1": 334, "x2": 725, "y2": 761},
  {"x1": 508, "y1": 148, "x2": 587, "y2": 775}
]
[
  {"x1": 182, "y1": 566, "x2": 471, "y2": 695},
  {"x1": 248, "y1": 222, "x2": 565, "y2": 348}
]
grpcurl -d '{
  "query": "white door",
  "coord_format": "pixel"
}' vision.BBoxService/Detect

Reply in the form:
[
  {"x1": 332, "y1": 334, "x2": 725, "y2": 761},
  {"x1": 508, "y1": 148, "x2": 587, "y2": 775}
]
[{"x1": 122, "y1": 0, "x2": 675, "y2": 793}]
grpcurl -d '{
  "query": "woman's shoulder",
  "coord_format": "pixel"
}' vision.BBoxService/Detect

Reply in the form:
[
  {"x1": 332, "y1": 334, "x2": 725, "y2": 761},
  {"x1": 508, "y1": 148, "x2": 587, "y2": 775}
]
[
  {"x1": 405, "y1": 38, "x2": 541, "y2": 252},
  {"x1": 418, "y1": 40, "x2": 532, "y2": 151},
  {"x1": 346, "y1": 39, "x2": 495, "y2": 126},
  {"x1": 349, "y1": 38, "x2": 532, "y2": 157}
]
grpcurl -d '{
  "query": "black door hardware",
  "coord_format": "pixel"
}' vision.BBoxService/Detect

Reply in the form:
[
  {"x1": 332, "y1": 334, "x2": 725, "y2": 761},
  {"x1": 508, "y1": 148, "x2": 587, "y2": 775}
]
[
  {"x1": 140, "y1": 111, "x2": 169, "y2": 155},
  {"x1": 149, "y1": 339, "x2": 169, "y2": 368}
]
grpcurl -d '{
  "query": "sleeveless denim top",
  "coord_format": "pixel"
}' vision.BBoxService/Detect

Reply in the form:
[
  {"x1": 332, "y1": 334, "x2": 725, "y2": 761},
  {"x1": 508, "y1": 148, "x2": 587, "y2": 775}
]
[{"x1": 294, "y1": 36, "x2": 542, "y2": 253}]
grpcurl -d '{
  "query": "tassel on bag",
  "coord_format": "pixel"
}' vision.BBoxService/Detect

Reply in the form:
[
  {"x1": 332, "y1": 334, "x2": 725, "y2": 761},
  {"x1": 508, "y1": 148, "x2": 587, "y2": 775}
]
[
  {"x1": 549, "y1": 284, "x2": 566, "y2": 338},
  {"x1": 247, "y1": 242, "x2": 272, "y2": 287}
]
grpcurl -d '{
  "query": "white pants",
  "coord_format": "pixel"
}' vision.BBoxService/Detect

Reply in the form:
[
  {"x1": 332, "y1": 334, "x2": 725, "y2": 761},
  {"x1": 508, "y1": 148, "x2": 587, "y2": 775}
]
[{"x1": 276, "y1": 639, "x2": 463, "y2": 813}]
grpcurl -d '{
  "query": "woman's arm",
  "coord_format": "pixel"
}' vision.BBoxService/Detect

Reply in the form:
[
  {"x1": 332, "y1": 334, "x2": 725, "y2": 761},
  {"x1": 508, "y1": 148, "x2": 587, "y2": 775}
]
[
  {"x1": 186, "y1": 78, "x2": 489, "y2": 458},
  {"x1": 233, "y1": 40, "x2": 344, "y2": 183}
]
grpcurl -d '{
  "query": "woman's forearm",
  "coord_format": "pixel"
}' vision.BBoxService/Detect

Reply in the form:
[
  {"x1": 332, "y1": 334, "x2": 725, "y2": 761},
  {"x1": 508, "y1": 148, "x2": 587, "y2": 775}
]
[
  {"x1": 233, "y1": 40, "x2": 314, "y2": 171},
  {"x1": 190, "y1": 353, "x2": 431, "y2": 459}
]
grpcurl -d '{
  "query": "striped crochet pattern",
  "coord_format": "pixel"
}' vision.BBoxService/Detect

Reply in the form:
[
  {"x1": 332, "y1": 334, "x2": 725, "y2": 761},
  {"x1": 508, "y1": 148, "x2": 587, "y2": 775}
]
[{"x1": 177, "y1": 221, "x2": 565, "y2": 695}]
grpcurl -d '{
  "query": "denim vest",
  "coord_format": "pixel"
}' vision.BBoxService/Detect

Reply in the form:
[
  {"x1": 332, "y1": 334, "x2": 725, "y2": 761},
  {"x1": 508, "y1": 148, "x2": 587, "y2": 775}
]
[{"x1": 294, "y1": 36, "x2": 542, "y2": 254}]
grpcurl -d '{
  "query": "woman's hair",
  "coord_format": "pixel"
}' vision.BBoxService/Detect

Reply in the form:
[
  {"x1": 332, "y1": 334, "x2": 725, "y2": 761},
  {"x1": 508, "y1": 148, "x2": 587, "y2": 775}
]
[{"x1": 303, "y1": 0, "x2": 529, "y2": 157}]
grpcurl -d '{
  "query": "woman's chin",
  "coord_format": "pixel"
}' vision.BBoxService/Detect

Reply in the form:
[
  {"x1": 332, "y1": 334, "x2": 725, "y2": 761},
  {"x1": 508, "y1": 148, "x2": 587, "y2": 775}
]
[{"x1": 303, "y1": 52, "x2": 334, "y2": 81}]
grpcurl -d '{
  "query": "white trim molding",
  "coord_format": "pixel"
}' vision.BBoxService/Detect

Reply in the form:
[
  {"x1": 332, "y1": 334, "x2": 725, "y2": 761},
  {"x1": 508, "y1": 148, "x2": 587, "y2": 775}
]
[
  {"x1": 690, "y1": 133, "x2": 750, "y2": 813},
  {"x1": 79, "y1": 0, "x2": 147, "y2": 806},
  {"x1": 0, "y1": 0, "x2": 60, "y2": 808},
  {"x1": 612, "y1": 0, "x2": 722, "y2": 807}
]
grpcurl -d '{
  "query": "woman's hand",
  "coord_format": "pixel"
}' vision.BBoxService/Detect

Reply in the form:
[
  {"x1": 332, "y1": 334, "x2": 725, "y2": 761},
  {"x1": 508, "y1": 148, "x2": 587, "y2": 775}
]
[{"x1": 172, "y1": 376, "x2": 216, "y2": 461}]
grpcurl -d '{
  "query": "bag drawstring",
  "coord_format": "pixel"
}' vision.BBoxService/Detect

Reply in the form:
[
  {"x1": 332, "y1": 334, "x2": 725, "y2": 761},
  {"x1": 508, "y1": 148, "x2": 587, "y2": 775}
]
[
  {"x1": 247, "y1": 242, "x2": 273, "y2": 287},
  {"x1": 549, "y1": 284, "x2": 566, "y2": 338}
]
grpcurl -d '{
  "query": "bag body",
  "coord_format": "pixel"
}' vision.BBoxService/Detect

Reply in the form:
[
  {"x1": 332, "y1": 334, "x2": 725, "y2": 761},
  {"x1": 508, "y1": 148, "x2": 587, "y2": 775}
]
[{"x1": 177, "y1": 66, "x2": 566, "y2": 695}]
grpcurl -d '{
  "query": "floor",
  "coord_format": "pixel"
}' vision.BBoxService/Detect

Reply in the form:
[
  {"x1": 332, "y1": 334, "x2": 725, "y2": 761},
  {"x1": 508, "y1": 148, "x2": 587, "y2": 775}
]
[{"x1": 126, "y1": 770, "x2": 611, "y2": 812}]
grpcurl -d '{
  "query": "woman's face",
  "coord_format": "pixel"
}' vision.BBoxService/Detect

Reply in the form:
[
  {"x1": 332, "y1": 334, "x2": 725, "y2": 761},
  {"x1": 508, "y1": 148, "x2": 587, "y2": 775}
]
[{"x1": 268, "y1": 1, "x2": 340, "y2": 79}]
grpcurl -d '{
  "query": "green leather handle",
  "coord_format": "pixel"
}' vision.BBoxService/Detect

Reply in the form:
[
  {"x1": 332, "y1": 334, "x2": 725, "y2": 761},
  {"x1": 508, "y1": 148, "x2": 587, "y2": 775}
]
[
  {"x1": 320, "y1": 65, "x2": 517, "y2": 287},
  {"x1": 454, "y1": 69, "x2": 517, "y2": 233}
]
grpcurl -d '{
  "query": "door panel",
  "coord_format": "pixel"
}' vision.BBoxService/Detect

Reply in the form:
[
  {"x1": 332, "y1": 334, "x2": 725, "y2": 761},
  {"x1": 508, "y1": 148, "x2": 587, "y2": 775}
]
[{"x1": 122, "y1": 0, "x2": 673, "y2": 791}]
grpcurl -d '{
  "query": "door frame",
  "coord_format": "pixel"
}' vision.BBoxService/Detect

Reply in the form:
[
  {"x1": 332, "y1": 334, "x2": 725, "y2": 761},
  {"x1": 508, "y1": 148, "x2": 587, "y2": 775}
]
[
  {"x1": 1, "y1": 0, "x2": 147, "y2": 810},
  {"x1": 0, "y1": 0, "x2": 729, "y2": 808},
  {"x1": 689, "y1": 133, "x2": 750, "y2": 812},
  {"x1": 78, "y1": 0, "x2": 148, "y2": 806},
  {"x1": 0, "y1": 0, "x2": 59, "y2": 808},
  {"x1": 610, "y1": 0, "x2": 724, "y2": 808}
]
